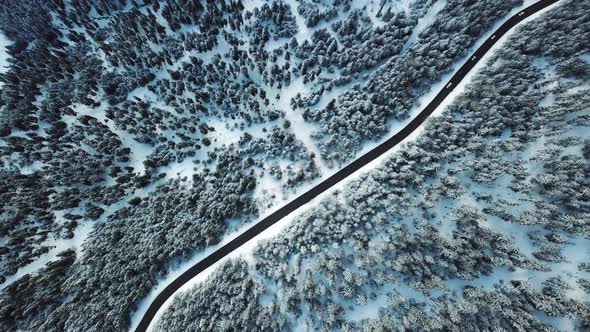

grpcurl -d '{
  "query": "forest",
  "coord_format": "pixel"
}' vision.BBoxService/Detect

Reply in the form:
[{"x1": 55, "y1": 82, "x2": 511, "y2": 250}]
[
  {"x1": 0, "y1": 0, "x2": 582, "y2": 331},
  {"x1": 156, "y1": 1, "x2": 590, "y2": 331}
]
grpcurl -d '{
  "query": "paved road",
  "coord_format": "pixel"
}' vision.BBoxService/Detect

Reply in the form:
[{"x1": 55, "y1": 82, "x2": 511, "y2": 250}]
[{"x1": 135, "y1": 1, "x2": 559, "y2": 330}]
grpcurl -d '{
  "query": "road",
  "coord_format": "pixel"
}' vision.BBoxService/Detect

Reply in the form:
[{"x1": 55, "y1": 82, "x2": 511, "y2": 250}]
[{"x1": 134, "y1": 0, "x2": 559, "y2": 330}]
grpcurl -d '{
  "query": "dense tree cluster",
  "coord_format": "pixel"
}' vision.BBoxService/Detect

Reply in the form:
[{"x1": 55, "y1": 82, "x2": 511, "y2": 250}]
[
  {"x1": 0, "y1": 0, "x2": 65, "y2": 44},
  {"x1": 156, "y1": 260, "x2": 281, "y2": 331},
  {"x1": 0, "y1": 0, "x2": 325, "y2": 329},
  {"x1": 296, "y1": 0, "x2": 338, "y2": 28},
  {"x1": 0, "y1": 250, "x2": 76, "y2": 330},
  {"x1": 2, "y1": 0, "x2": 586, "y2": 330},
  {"x1": 245, "y1": 1, "x2": 298, "y2": 44},
  {"x1": 0, "y1": 0, "x2": 315, "y2": 282},
  {"x1": 301, "y1": 0, "x2": 527, "y2": 165},
  {"x1": 156, "y1": 1, "x2": 590, "y2": 331}
]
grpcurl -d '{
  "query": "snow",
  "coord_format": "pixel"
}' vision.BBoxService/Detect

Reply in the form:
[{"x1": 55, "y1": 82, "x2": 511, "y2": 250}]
[
  {"x1": 352, "y1": 0, "x2": 562, "y2": 177},
  {"x1": 443, "y1": 235, "x2": 590, "y2": 331},
  {"x1": 278, "y1": 77, "x2": 331, "y2": 176},
  {"x1": 0, "y1": 33, "x2": 12, "y2": 89},
  {"x1": 253, "y1": 171, "x2": 284, "y2": 211},
  {"x1": 242, "y1": 0, "x2": 266, "y2": 12},
  {"x1": 207, "y1": 119, "x2": 244, "y2": 146},
  {"x1": 0, "y1": 141, "x2": 166, "y2": 292},
  {"x1": 0, "y1": 209, "x2": 95, "y2": 290},
  {"x1": 19, "y1": 160, "x2": 47, "y2": 175},
  {"x1": 0, "y1": 33, "x2": 11, "y2": 71},
  {"x1": 70, "y1": 102, "x2": 155, "y2": 175},
  {"x1": 134, "y1": 2, "x2": 566, "y2": 330},
  {"x1": 536, "y1": 312, "x2": 577, "y2": 332},
  {"x1": 132, "y1": 189, "x2": 326, "y2": 332},
  {"x1": 0, "y1": 178, "x2": 143, "y2": 290},
  {"x1": 282, "y1": 0, "x2": 348, "y2": 44},
  {"x1": 0, "y1": 246, "x2": 64, "y2": 290},
  {"x1": 161, "y1": 158, "x2": 199, "y2": 181},
  {"x1": 402, "y1": 0, "x2": 447, "y2": 51},
  {"x1": 396, "y1": 0, "x2": 415, "y2": 14},
  {"x1": 345, "y1": 282, "x2": 429, "y2": 321},
  {"x1": 348, "y1": 0, "x2": 401, "y2": 28},
  {"x1": 285, "y1": 0, "x2": 313, "y2": 44},
  {"x1": 548, "y1": 236, "x2": 590, "y2": 302},
  {"x1": 538, "y1": 92, "x2": 556, "y2": 107},
  {"x1": 49, "y1": 211, "x2": 97, "y2": 256}
]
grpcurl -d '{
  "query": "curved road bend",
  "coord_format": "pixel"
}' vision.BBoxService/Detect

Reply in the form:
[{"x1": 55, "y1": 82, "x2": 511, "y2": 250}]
[{"x1": 135, "y1": 1, "x2": 559, "y2": 330}]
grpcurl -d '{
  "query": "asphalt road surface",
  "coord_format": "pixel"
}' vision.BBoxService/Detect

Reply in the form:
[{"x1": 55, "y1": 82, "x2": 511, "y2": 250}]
[{"x1": 135, "y1": 0, "x2": 560, "y2": 330}]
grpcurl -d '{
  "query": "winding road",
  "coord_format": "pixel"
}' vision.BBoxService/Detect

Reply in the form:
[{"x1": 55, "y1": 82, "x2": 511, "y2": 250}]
[{"x1": 135, "y1": 0, "x2": 559, "y2": 330}]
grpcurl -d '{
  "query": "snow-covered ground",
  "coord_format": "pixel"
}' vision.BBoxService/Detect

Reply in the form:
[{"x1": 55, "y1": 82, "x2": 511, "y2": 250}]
[
  {"x1": 0, "y1": 33, "x2": 10, "y2": 70},
  {"x1": 402, "y1": 0, "x2": 447, "y2": 51},
  {"x1": 0, "y1": 209, "x2": 95, "y2": 290},
  {"x1": 286, "y1": 0, "x2": 313, "y2": 44},
  {"x1": 135, "y1": 2, "x2": 563, "y2": 331},
  {"x1": 278, "y1": 77, "x2": 331, "y2": 175},
  {"x1": 70, "y1": 103, "x2": 156, "y2": 175},
  {"x1": 0, "y1": 33, "x2": 12, "y2": 89},
  {"x1": 0, "y1": 245, "x2": 69, "y2": 289},
  {"x1": 0, "y1": 178, "x2": 142, "y2": 291}
]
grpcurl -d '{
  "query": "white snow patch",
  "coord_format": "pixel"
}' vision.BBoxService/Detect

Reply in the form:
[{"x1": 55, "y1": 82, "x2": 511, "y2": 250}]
[
  {"x1": 565, "y1": 83, "x2": 590, "y2": 95},
  {"x1": 253, "y1": 171, "x2": 284, "y2": 211},
  {"x1": 161, "y1": 158, "x2": 199, "y2": 181},
  {"x1": 536, "y1": 312, "x2": 577, "y2": 332},
  {"x1": 0, "y1": 246, "x2": 66, "y2": 290},
  {"x1": 242, "y1": 0, "x2": 267, "y2": 12},
  {"x1": 346, "y1": 282, "x2": 429, "y2": 321},
  {"x1": 70, "y1": 103, "x2": 155, "y2": 175},
  {"x1": 19, "y1": 160, "x2": 47, "y2": 175},
  {"x1": 0, "y1": 33, "x2": 13, "y2": 88},
  {"x1": 547, "y1": 236, "x2": 590, "y2": 302},
  {"x1": 397, "y1": 0, "x2": 414, "y2": 13},
  {"x1": 402, "y1": 0, "x2": 447, "y2": 51},
  {"x1": 283, "y1": 0, "x2": 313, "y2": 44},
  {"x1": 208, "y1": 119, "x2": 244, "y2": 146},
  {"x1": 278, "y1": 77, "x2": 331, "y2": 176},
  {"x1": 538, "y1": 92, "x2": 556, "y2": 107},
  {"x1": 349, "y1": 0, "x2": 404, "y2": 28},
  {"x1": 0, "y1": 33, "x2": 11, "y2": 71}
]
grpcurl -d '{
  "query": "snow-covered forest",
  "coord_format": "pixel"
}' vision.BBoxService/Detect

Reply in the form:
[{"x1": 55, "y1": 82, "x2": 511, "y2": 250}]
[
  {"x1": 0, "y1": 0, "x2": 587, "y2": 331},
  {"x1": 154, "y1": 1, "x2": 590, "y2": 331}
]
